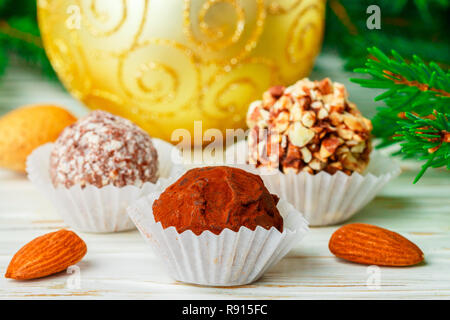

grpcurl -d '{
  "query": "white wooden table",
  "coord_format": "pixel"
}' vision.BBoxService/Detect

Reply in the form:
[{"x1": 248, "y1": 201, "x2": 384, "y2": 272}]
[{"x1": 1, "y1": 54, "x2": 449, "y2": 299}]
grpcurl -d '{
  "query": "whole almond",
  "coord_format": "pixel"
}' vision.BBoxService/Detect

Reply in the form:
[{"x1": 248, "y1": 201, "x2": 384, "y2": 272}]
[
  {"x1": 0, "y1": 105, "x2": 76, "y2": 172},
  {"x1": 329, "y1": 223, "x2": 424, "y2": 266},
  {"x1": 5, "y1": 229, "x2": 87, "y2": 280}
]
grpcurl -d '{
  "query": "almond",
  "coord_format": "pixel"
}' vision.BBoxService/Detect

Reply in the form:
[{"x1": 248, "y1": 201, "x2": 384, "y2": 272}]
[
  {"x1": 0, "y1": 105, "x2": 76, "y2": 172},
  {"x1": 5, "y1": 229, "x2": 87, "y2": 280},
  {"x1": 319, "y1": 137, "x2": 342, "y2": 158},
  {"x1": 301, "y1": 110, "x2": 316, "y2": 128},
  {"x1": 329, "y1": 223, "x2": 424, "y2": 267},
  {"x1": 288, "y1": 122, "x2": 315, "y2": 147}
]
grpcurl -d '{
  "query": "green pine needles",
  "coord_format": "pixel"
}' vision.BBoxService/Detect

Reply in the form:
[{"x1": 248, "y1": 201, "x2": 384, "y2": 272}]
[{"x1": 352, "y1": 47, "x2": 449, "y2": 183}]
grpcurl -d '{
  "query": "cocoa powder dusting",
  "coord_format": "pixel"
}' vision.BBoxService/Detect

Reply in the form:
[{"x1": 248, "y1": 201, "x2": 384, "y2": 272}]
[{"x1": 152, "y1": 166, "x2": 283, "y2": 235}]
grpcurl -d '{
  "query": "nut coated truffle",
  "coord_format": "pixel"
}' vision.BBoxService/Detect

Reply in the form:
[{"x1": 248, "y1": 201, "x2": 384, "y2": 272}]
[
  {"x1": 50, "y1": 110, "x2": 159, "y2": 188},
  {"x1": 152, "y1": 166, "x2": 283, "y2": 235},
  {"x1": 247, "y1": 78, "x2": 372, "y2": 175}
]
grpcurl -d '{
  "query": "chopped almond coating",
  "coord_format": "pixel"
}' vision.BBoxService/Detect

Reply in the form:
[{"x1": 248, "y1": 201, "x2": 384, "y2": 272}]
[{"x1": 246, "y1": 78, "x2": 372, "y2": 175}]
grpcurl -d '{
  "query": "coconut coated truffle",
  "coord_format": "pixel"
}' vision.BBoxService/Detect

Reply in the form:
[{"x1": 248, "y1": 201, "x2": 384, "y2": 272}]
[{"x1": 50, "y1": 110, "x2": 159, "y2": 188}]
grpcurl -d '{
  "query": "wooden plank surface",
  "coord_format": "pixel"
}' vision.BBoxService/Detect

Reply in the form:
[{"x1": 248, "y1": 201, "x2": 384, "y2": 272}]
[
  {"x1": 0, "y1": 167, "x2": 449, "y2": 299},
  {"x1": 0, "y1": 54, "x2": 449, "y2": 299}
]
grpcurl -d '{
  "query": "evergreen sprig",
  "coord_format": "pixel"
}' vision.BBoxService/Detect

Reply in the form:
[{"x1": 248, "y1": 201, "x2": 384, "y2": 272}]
[
  {"x1": 351, "y1": 47, "x2": 450, "y2": 183},
  {"x1": 395, "y1": 112, "x2": 449, "y2": 182}
]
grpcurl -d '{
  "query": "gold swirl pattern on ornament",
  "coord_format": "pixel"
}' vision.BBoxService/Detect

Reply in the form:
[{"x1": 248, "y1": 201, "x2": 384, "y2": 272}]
[
  {"x1": 183, "y1": 0, "x2": 265, "y2": 65},
  {"x1": 285, "y1": 2, "x2": 324, "y2": 64},
  {"x1": 85, "y1": 0, "x2": 149, "y2": 57},
  {"x1": 54, "y1": 19, "x2": 126, "y2": 111},
  {"x1": 68, "y1": 26, "x2": 95, "y2": 96},
  {"x1": 129, "y1": 0, "x2": 149, "y2": 49},
  {"x1": 183, "y1": 0, "x2": 244, "y2": 51},
  {"x1": 78, "y1": 0, "x2": 128, "y2": 37},
  {"x1": 46, "y1": 39, "x2": 77, "y2": 87},
  {"x1": 136, "y1": 62, "x2": 179, "y2": 104},
  {"x1": 201, "y1": 56, "x2": 278, "y2": 119},
  {"x1": 214, "y1": 77, "x2": 258, "y2": 116},
  {"x1": 199, "y1": 0, "x2": 245, "y2": 47},
  {"x1": 38, "y1": 1, "x2": 94, "y2": 98},
  {"x1": 37, "y1": 0, "x2": 68, "y2": 28},
  {"x1": 117, "y1": 38, "x2": 201, "y2": 114},
  {"x1": 267, "y1": 0, "x2": 304, "y2": 15}
]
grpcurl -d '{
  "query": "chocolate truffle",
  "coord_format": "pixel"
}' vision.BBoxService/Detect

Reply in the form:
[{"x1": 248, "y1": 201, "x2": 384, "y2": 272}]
[
  {"x1": 50, "y1": 110, "x2": 159, "y2": 188},
  {"x1": 247, "y1": 78, "x2": 372, "y2": 175},
  {"x1": 152, "y1": 166, "x2": 283, "y2": 235}
]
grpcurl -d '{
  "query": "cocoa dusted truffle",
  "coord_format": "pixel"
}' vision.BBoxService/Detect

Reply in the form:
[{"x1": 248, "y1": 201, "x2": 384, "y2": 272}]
[
  {"x1": 152, "y1": 166, "x2": 283, "y2": 235},
  {"x1": 247, "y1": 78, "x2": 372, "y2": 175},
  {"x1": 50, "y1": 110, "x2": 159, "y2": 188}
]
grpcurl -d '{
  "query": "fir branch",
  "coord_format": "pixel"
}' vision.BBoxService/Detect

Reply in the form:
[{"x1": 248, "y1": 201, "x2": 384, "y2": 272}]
[
  {"x1": 395, "y1": 111, "x2": 449, "y2": 183},
  {"x1": 0, "y1": 19, "x2": 42, "y2": 47},
  {"x1": 351, "y1": 47, "x2": 450, "y2": 182},
  {"x1": 384, "y1": 70, "x2": 450, "y2": 97}
]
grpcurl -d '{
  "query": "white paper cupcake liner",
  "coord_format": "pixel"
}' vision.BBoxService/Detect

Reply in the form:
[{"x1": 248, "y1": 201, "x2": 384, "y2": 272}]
[
  {"x1": 225, "y1": 140, "x2": 401, "y2": 226},
  {"x1": 127, "y1": 184, "x2": 309, "y2": 286},
  {"x1": 26, "y1": 138, "x2": 185, "y2": 233}
]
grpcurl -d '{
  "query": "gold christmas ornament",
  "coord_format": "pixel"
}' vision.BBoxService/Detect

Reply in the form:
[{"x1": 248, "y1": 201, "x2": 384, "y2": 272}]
[{"x1": 38, "y1": 0, "x2": 325, "y2": 144}]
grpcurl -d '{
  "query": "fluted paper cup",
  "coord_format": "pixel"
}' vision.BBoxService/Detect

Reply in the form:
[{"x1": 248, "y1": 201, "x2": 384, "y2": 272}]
[
  {"x1": 26, "y1": 138, "x2": 185, "y2": 233},
  {"x1": 127, "y1": 186, "x2": 309, "y2": 286},
  {"x1": 226, "y1": 140, "x2": 401, "y2": 226}
]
